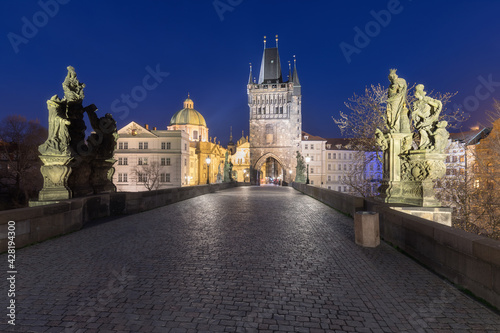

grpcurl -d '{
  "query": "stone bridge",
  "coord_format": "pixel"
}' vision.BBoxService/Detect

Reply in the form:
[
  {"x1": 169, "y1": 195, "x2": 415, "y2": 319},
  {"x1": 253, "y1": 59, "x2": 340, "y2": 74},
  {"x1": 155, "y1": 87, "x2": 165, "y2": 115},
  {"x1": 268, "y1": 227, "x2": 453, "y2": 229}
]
[{"x1": 0, "y1": 186, "x2": 499, "y2": 332}]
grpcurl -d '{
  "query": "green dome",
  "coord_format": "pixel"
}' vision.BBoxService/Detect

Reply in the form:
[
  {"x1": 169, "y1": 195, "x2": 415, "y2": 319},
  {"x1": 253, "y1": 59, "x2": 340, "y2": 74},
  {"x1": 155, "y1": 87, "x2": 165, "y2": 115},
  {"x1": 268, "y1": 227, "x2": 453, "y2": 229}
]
[{"x1": 169, "y1": 98, "x2": 207, "y2": 127}]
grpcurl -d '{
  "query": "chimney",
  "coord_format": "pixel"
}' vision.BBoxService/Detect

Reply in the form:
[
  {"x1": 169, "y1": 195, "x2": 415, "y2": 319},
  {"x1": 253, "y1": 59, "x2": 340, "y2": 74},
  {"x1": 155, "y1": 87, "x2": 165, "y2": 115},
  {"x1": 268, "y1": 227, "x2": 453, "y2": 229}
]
[
  {"x1": 153, "y1": 127, "x2": 157, "y2": 130},
  {"x1": 145, "y1": 124, "x2": 149, "y2": 130}
]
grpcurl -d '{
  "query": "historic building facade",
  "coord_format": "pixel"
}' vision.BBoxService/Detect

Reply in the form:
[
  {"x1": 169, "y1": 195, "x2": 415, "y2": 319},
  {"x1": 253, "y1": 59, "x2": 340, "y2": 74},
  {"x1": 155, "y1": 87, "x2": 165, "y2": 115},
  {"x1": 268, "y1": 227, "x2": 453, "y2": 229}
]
[
  {"x1": 113, "y1": 97, "x2": 227, "y2": 191},
  {"x1": 247, "y1": 37, "x2": 302, "y2": 184}
]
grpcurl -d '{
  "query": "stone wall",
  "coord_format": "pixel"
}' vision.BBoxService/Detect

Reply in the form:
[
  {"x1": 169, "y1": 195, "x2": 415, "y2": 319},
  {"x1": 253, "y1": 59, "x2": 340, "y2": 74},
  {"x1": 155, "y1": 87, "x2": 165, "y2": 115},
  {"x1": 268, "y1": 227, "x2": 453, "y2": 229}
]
[
  {"x1": 293, "y1": 183, "x2": 500, "y2": 310},
  {"x1": 0, "y1": 182, "x2": 244, "y2": 252}
]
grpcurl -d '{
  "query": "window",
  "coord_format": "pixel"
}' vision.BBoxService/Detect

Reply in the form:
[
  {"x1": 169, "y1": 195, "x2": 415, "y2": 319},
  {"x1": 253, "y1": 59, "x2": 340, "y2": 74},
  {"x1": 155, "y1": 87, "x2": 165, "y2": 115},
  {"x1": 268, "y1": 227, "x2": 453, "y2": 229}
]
[
  {"x1": 123, "y1": 158, "x2": 128, "y2": 165},
  {"x1": 310, "y1": 168, "x2": 314, "y2": 174},
  {"x1": 327, "y1": 175, "x2": 331, "y2": 181},
  {"x1": 328, "y1": 153, "x2": 331, "y2": 159},
  {"x1": 123, "y1": 173, "x2": 127, "y2": 182},
  {"x1": 118, "y1": 173, "x2": 122, "y2": 182},
  {"x1": 124, "y1": 142, "x2": 128, "y2": 149},
  {"x1": 118, "y1": 158, "x2": 123, "y2": 165},
  {"x1": 160, "y1": 173, "x2": 170, "y2": 182},
  {"x1": 338, "y1": 164, "x2": 342, "y2": 171},
  {"x1": 119, "y1": 142, "x2": 123, "y2": 149},
  {"x1": 184, "y1": 159, "x2": 187, "y2": 166},
  {"x1": 311, "y1": 156, "x2": 314, "y2": 161},
  {"x1": 459, "y1": 156, "x2": 465, "y2": 163},
  {"x1": 161, "y1": 142, "x2": 166, "y2": 149},
  {"x1": 166, "y1": 142, "x2": 171, "y2": 150},
  {"x1": 328, "y1": 164, "x2": 332, "y2": 171},
  {"x1": 138, "y1": 157, "x2": 148, "y2": 165},
  {"x1": 452, "y1": 156, "x2": 458, "y2": 163},
  {"x1": 144, "y1": 142, "x2": 148, "y2": 149},
  {"x1": 280, "y1": 106, "x2": 283, "y2": 114},
  {"x1": 344, "y1": 153, "x2": 346, "y2": 159},
  {"x1": 310, "y1": 144, "x2": 314, "y2": 150},
  {"x1": 311, "y1": 180, "x2": 314, "y2": 185},
  {"x1": 166, "y1": 158, "x2": 171, "y2": 166},
  {"x1": 166, "y1": 173, "x2": 170, "y2": 182},
  {"x1": 349, "y1": 153, "x2": 352, "y2": 159},
  {"x1": 139, "y1": 142, "x2": 143, "y2": 149},
  {"x1": 343, "y1": 164, "x2": 347, "y2": 171},
  {"x1": 185, "y1": 144, "x2": 187, "y2": 151},
  {"x1": 333, "y1": 153, "x2": 336, "y2": 159},
  {"x1": 161, "y1": 158, "x2": 166, "y2": 166},
  {"x1": 344, "y1": 186, "x2": 347, "y2": 192},
  {"x1": 193, "y1": 131, "x2": 198, "y2": 140},
  {"x1": 338, "y1": 176, "x2": 341, "y2": 181},
  {"x1": 305, "y1": 144, "x2": 308, "y2": 150},
  {"x1": 138, "y1": 173, "x2": 147, "y2": 183},
  {"x1": 446, "y1": 156, "x2": 450, "y2": 163}
]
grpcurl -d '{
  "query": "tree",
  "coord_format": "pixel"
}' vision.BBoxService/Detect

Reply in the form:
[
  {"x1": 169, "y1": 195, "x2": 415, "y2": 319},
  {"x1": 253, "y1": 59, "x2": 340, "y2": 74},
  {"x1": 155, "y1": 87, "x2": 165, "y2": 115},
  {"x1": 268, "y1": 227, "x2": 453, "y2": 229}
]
[
  {"x1": 333, "y1": 83, "x2": 462, "y2": 197},
  {"x1": 0, "y1": 115, "x2": 47, "y2": 208},
  {"x1": 134, "y1": 161, "x2": 161, "y2": 191}
]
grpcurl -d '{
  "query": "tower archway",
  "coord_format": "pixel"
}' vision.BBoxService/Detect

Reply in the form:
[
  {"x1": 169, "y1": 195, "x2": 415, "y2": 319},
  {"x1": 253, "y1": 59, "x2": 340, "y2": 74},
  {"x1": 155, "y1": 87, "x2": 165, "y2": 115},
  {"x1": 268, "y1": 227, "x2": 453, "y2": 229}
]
[{"x1": 253, "y1": 152, "x2": 287, "y2": 185}]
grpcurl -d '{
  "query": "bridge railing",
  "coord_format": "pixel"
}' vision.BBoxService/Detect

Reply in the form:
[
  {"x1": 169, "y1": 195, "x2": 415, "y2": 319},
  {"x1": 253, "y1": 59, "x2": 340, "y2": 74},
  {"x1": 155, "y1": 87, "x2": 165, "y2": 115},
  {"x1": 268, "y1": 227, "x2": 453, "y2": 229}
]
[{"x1": 0, "y1": 182, "x2": 245, "y2": 253}]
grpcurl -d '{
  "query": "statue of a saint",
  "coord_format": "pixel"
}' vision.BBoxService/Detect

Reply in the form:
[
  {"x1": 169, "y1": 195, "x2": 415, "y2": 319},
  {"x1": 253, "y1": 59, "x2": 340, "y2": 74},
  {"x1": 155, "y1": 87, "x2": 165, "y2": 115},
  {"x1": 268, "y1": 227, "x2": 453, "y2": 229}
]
[
  {"x1": 412, "y1": 84, "x2": 442, "y2": 150},
  {"x1": 375, "y1": 128, "x2": 388, "y2": 151},
  {"x1": 39, "y1": 95, "x2": 71, "y2": 156},
  {"x1": 387, "y1": 69, "x2": 409, "y2": 133},
  {"x1": 432, "y1": 121, "x2": 449, "y2": 154},
  {"x1": 62, "y1": 66, "x2": 85, "y2": 103},
  {"x1": 86, "y1": 105, "x2": 118, "y2": 159},
  {"x1": 295, "y1": 151, "x2": 306, "y2": 183}
]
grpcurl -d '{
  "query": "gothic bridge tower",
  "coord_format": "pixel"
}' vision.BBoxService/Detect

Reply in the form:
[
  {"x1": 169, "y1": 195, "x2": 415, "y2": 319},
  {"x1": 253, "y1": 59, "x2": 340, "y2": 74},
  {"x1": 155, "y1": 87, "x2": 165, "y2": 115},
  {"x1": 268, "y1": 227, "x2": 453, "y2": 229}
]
[{"x1": 247, "y1": 36, "x2": 302, "y2": 184}]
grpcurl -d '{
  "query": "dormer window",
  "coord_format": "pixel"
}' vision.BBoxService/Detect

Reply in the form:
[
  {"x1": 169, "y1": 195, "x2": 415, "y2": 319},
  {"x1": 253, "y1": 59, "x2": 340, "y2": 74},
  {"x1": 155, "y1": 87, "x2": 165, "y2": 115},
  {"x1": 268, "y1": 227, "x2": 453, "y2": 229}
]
[{"x1": 304, "y1": 135, "x2": 309, "y2": 140}]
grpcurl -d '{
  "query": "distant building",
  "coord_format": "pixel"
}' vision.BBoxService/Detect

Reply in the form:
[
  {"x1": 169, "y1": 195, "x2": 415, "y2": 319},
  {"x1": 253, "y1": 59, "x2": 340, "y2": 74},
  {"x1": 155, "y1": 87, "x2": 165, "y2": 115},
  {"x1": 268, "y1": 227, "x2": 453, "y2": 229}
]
[{"x1": 113, "y1": 97, "x2": 227, "y2": 191}]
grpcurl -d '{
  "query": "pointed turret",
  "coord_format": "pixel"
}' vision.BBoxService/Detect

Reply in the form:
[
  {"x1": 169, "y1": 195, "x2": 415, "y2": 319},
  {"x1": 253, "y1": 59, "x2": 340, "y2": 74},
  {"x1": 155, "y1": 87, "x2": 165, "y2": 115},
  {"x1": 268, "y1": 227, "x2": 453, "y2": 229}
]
[
  {"x1": 248, "y1": 63, "x2": 253, "y2": 85},
  {"x1": 258, "y1": 35, "x2": 283, "y2": 84},
  {"x1": 292, "y1": 56, "x2": 301, "y2": 96}
]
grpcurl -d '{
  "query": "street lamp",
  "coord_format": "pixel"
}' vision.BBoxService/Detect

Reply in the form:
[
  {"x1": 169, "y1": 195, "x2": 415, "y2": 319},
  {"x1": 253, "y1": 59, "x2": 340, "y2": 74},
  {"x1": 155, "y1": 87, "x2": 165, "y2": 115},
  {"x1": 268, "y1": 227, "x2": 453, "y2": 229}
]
[
  {"x1": 243, "y1": 169, "x2": 247, "y2": 182},
  {"x1": 206, "y1": 156, "x2": 211, "y2": 184},
  {"x1": 305, "y1": 156, "x2": 311, "y2": 184}
]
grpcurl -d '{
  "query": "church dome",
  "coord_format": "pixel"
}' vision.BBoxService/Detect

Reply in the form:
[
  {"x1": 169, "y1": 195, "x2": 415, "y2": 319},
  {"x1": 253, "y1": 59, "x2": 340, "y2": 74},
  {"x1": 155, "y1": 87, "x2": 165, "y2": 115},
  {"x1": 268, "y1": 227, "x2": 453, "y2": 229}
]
[{"x1": 169, "y1": 97, "x2": 207, "y2": 127}]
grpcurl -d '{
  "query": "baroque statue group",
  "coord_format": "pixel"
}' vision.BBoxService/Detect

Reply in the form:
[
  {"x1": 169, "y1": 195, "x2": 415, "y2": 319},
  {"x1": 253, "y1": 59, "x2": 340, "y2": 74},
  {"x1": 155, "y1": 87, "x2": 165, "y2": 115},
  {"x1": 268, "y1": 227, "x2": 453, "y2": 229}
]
[
  {"x1": 33, "y1": 66, "x2": 118, "y2": 204},
  {"x1": 377, "y1": 69, "x2": 449, "y2": 206}
]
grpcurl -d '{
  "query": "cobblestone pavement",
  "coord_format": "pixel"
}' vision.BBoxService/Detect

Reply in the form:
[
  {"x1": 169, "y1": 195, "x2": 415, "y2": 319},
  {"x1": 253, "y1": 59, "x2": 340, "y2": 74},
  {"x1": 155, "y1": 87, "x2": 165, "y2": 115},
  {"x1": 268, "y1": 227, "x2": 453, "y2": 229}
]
[{"x1": 1, "y1": 186, "x2": 500, "y2": 332}]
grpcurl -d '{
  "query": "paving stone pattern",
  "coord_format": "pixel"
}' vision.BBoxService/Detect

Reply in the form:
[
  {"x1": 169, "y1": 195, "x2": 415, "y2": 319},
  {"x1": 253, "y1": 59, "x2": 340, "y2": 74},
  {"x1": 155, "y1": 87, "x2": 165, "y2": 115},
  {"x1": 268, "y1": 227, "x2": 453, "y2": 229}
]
[{"x1": 1, "y1": 186, "x2": 499, "y2": 332}]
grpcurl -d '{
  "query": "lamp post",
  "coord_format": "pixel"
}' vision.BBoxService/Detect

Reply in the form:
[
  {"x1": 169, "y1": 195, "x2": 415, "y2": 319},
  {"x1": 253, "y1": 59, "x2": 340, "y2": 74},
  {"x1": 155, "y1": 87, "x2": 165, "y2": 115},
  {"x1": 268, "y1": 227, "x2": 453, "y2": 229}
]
[
  {"x1": 206, "y1": 156, "x2": 211, "y2": 185},
  {"x1": 305, "y1": 156, "x2": 311, "y2": 184},
  {"x1": 243, "y1": 169, "x2": 247, "y2": 183}
]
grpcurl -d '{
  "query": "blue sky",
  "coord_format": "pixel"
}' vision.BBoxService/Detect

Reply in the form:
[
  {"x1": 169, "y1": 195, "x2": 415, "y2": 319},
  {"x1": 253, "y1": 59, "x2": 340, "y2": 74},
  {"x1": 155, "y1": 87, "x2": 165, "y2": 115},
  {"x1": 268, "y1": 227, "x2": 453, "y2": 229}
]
[{"x1": 1, "y1": 0, "x2": 500, "y2": 145}]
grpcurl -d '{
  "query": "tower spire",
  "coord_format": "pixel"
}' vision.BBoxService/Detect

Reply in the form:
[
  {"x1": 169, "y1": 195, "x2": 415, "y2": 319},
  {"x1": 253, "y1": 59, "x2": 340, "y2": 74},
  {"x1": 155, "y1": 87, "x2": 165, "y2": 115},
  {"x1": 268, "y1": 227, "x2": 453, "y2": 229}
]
[
  {"x1": 293, "y1": 55, "x2": 300, "y2": 86},
  {"x1": 275, "y1": 34, "x2": 278, "y2": 48},
  {"x1": 248, "y1": 63, "x2": 252, "y2": 84},
  {"x1": 288, "y1": 60, "x2": 292, "y2": 82},
  {"x1": 230, "y1": 126, "x2": 233, "y2": 142},
  {"x1": 263, "y1": 36, "x2": 266, "y2": 49}
]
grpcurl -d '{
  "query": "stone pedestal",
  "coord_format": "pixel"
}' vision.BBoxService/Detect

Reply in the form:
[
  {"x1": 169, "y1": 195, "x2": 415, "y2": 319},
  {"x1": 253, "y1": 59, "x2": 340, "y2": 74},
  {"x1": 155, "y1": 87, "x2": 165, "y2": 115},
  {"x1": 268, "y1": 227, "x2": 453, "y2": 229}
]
[
  {"x1": 379, "y1": 132, "x2": 412, "y2": 203},
  {"x1": 400, "y1": 151, "x2": 446, "y2": 207},
  {"x1": 390, "y1": 206, "x2": 452, "y2": 226},
  {"x1": 90, "y1": 158, "x2": 117, "y2": 194},
  {"x1": 37, "y1": 155, "x2": 73, "y2": 201},
  {"x1": 354, "y1": 211, "x2": 380, "y2": 247}
]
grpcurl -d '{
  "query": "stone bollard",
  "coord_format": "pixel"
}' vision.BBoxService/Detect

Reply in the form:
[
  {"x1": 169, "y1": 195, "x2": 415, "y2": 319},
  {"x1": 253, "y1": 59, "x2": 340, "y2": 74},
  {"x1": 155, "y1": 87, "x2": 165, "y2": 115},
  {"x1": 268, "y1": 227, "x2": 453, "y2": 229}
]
[{"x1": 354, "y1": 211, "x2": 380, "y2": 247}]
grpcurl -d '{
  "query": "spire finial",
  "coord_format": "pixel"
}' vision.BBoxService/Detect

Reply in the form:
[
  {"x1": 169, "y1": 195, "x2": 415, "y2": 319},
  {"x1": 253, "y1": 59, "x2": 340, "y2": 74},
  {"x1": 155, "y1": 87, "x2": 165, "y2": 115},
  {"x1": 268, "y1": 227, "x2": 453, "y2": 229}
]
[
  {"x1": 276, "y1": 34, "x2": 278, "y2": 48},
  {"x1": 230, "y1": 126, "x2": 233, "y2": 141},
  {"x1": 288, "y1": 60, "x2": 292, "y2": 81},
  {"x1": 242, "y1": 130, "x2": 244, "y2": 138},
  {"x1": 293, "y1": 55, "x2": 296, "y2": 66},
  {"x1": 263, "y1": 36, "x2": 267, "y2": 49},
  {"x1": 188, "y1": 92, "x2": 190, "y2": 98}
]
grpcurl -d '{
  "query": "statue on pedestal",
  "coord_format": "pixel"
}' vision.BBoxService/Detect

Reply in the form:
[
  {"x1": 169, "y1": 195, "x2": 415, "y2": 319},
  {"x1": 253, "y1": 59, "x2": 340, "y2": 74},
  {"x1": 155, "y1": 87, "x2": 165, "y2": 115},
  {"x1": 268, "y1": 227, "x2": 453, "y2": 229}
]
[
  {"x1": 294, "y1": 151, "x2": 306, "y2": 183},
  {"x1": 32, "y1": 66, "x2": 118, "y2": 206},
  {"x1": 377, "y1": 70, "x2": 449, "y2": 207}
]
